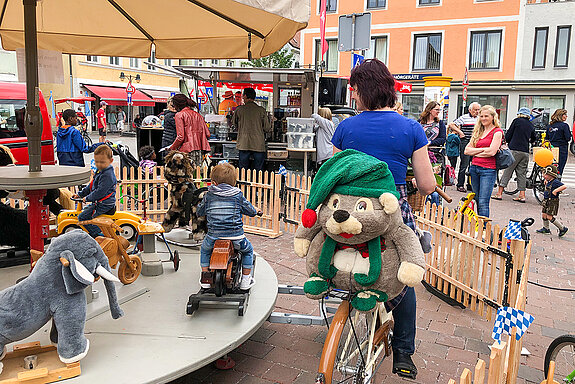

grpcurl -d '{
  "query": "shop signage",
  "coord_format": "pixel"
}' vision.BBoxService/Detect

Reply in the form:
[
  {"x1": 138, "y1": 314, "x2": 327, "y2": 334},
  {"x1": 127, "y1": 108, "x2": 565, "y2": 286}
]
[{"x1": 393, "y1": 73, "x2": 443, "y2": 81}]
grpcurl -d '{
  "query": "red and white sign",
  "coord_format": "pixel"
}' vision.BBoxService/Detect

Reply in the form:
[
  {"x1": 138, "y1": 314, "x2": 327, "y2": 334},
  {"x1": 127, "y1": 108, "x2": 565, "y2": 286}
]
[
  {"x1": 463, "y1": 86, "x2": 468, "y2": 101},
  {"x1": 463, "y1": 67, "x2": 469, "y2": 86},
  {"x1": 319, "y1": 0, "x2": 328, "y2": 60},
  {"x1": 125, "y1": 82, "x2": 135, "y2": 94},
  {"x1": 394, "y1": 80, "x2": 412, "y2": 94},
  {"x1": 198, "y1": 87, "x2": 208, "y2": 104}
]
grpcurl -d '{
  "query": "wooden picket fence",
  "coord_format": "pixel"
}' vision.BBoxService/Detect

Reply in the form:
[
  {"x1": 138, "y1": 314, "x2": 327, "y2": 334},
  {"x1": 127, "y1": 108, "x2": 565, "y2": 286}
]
[
  {"x1": 416, "y1": 202, "x2": 531, "y2": 322},
  {"x1": 281, "y1": 173, "x2": 312, "y2": 233}
]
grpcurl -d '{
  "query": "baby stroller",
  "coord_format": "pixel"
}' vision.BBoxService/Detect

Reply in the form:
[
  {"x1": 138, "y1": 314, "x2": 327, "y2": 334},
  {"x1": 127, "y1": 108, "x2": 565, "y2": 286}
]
[{"x1": 110, "y1": 142, "x2": 139, "y2": 171}]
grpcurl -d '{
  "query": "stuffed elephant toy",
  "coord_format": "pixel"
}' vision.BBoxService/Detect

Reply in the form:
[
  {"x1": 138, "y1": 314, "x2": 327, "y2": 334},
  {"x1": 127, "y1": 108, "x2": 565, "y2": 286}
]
[{"x1": 0, "y1": 230, "x2": 124, "y2": 374}]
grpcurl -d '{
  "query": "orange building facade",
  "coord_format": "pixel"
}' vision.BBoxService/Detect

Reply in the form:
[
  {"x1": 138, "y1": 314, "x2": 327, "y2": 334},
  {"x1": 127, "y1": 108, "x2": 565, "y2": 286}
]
[{"x1": 301, "y1": 0, "x2": 575, "y2": 129}]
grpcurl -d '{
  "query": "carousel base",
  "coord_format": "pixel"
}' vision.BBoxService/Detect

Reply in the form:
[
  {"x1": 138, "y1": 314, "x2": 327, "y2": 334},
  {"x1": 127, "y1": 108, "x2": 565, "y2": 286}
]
[{"x1": 0, "y1": 240, "x2": 278, "y2": 384}]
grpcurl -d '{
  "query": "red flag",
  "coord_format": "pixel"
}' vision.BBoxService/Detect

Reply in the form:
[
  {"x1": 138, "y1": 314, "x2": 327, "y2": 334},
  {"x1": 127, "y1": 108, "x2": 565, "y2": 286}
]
[{"x1": 320, "y1": 0, "x2": 328, "y2": 60}]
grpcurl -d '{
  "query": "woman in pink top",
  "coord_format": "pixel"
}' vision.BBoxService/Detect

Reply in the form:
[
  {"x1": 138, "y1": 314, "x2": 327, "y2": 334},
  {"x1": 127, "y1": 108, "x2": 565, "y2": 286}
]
[
  {"x1": 169, "y1": 94, "x2": 211, "y2": 167},
  {"x1": 464, "y1": 105, "x2": 503, "y2": 217}
]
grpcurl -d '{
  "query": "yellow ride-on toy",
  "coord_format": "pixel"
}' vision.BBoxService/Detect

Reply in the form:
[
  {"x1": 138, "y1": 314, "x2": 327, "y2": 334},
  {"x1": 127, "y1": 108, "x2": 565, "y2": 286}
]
[{"x1": 56, "y1": 200, "x2": 142, "y2": 241}]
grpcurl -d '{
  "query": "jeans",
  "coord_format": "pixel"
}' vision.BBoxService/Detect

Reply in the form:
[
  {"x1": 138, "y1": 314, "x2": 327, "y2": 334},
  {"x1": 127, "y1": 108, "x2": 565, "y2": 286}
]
[
  {"x1": 469, "y1": 165, "x2": 497, "y2": 217},
  {"x1": 200, "y1": 234, "x2": 254, "y2": 269},
  {"x1": 457, "y1": 138, "x2": 471, "y2": 188},
  {"x1": 78, "y1": 203, "x2": 111, "y2": 238},
  {"x1": 557, "y1": 145, "x2": 568, "y2": 176},
  {"x1": 499, "y1": 150, "x2": 529, "y2": 191},
  {"x1": 392, "y1": 287, "x2": 416, "y2": 354},
  {"x1": 239, "y1": 150, "x2": 266, "y2": 171}
]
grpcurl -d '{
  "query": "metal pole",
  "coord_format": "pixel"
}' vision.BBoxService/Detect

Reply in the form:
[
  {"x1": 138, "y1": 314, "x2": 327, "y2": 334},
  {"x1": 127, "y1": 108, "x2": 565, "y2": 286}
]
[{"x1": 23, "y1": 0, "x2": 42, "y2": 172}]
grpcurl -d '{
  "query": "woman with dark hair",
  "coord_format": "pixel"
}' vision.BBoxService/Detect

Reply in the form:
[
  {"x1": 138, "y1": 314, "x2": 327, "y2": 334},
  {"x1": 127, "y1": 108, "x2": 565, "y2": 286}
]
[
  {"x1": 331, "y1": 59, "x2": 435, "y2": 380},
  {"x1": 161, "y1": 97, "x2": 177, "y2": 149},
  {"x1": 168, "y1": 93, "x2": 211, "y2": 167},
  {"x1": 546, "y1": 108, "x2": 571, "y2": 175},
  {"x1": 419, "y1": 101, "x2": 446, "y2": 148}
]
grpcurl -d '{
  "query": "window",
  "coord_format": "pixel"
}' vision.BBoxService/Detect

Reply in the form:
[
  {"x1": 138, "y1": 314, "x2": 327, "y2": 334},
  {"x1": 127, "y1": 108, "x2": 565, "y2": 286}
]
[
  {"x1": 458, "y1": 95, "x2": 508, "y2": 127},
  {"x1": 367, "y1": 0, "x2": 386, "y2": 9},
  {"x1": 412, "y1": 33, "x2": 441, "y2": 71},
  {"x1": 519, "y1": 95, "x2": 565, "y2": 130},
  {"x1": 402, "y1": 95, "x2": 424, "y2": 120},
  {"x1": 554, "y1": 26, "x2": 571, "y2": 67},
  {"x1": 319, "y1": 0, "x2": 337, "y2": 13},
  {"x1": 109, "y1": 57, "x2": 120, "y2": 65},
  {"x1": 469, "y1": 30, "x2": 502, "y2": 70},
  {"x1": 164, "y1": 59, "x2": 172, "y2": 66},
  {"x1": 226, "y1": 60, "x2": 234, "y2": 67},
  {"x1": 129, "y1": 58, "x2": 140, "y2": 68},
  {"x1": 315, "y1": 39, "x2": 338, "y2": 72},
  {"x1": 86, "y1": 56, "x2": 98, "y2": 62},
  {"x1": 179, "y1": 59, "x2": 194, "y2": 65},
  {"x1": 367, "y1": 36, "x2": 388, "y2": 63},
  {"x1": 211, "y1": 59, "x2": 219, "y2": 66},
  {"x1": 147, "y1": 49, "x2": 156, "y2": 70},
  {"x1": 419, "y1": 0, "x2": 440, "y2": 5},
  {"x1": 532, "y1": 27, "x2": 549, "y2": 69}
]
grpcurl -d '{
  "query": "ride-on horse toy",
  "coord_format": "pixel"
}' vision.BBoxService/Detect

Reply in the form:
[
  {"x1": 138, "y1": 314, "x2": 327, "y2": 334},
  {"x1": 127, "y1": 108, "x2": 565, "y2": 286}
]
[{"x1": 186, "y1": 233, "x2": 259, "y2": 317}]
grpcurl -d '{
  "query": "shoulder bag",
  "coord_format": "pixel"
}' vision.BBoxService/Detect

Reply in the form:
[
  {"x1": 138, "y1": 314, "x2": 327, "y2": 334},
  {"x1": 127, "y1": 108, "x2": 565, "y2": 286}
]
[{"x1": 495, "y1": 133, "x2": 515, "y2": 170}]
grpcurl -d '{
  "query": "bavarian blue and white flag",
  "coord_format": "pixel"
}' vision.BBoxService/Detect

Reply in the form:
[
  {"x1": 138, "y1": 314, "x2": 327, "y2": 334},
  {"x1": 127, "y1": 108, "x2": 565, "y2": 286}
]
[
  {"x1": 492, "y1": 307, "x2": 534, "y2": 344},
  {"x1": 504, "y1": 219, "x2": 523, "y2": 240},
  {"x1": 49, "y1": 91, "x2": 56, "y2": 118},
  {"x1": 278, "y1": 165, "x2": 287, "y2": 176}
]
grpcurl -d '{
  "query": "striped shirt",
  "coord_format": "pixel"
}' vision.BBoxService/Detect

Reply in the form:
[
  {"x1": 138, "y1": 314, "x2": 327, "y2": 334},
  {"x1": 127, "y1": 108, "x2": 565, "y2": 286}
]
[{"x1": 453, "y1": 113, "x2": 478, "y2": 140}]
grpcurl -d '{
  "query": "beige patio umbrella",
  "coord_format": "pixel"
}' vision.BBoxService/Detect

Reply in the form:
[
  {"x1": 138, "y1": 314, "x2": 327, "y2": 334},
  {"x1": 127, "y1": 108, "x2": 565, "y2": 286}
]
[
  {"x1": 0, "y1": 0, "x2": 309, "y2": 171},
  {"x1": 0, "y1": 0, "x2": 310, "y2": 59}
]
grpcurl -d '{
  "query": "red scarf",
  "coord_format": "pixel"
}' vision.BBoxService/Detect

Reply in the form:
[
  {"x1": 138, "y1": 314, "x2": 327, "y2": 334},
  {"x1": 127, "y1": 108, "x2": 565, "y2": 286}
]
[{"x1": 335, "y1": 237, "x2": 386, "y2": 258}]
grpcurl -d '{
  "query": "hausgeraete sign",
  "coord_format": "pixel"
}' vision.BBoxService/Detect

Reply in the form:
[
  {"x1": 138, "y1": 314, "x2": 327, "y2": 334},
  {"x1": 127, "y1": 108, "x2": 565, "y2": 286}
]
[{"x1": 393, "y1": 73, "x2": 443, "y2": 81}]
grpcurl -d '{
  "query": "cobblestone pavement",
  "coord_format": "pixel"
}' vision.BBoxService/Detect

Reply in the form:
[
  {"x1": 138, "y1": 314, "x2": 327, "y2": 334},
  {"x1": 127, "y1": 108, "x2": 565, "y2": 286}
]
[{"x1": 169, "y1": 179, "x2": 575, "y2": 384}]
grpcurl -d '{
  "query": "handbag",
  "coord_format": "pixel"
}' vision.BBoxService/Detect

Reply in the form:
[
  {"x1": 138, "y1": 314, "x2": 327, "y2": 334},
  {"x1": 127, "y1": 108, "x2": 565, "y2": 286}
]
[{"x1": 495, "y1": 142, "x2": 515, "y2": 170}]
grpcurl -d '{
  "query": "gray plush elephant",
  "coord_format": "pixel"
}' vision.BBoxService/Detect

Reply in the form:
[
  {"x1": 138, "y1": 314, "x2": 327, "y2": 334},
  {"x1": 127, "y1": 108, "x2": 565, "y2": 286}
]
[{"x1": 0, "y1": 230, "x2": 124, "y2": 374}]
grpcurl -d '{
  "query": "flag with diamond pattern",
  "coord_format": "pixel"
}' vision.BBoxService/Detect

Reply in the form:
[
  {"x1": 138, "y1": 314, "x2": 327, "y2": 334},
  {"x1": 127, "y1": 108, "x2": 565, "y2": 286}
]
[
  {"x1": 504, "y1": 219, "x2": 523, "y2": 240},
  {"x1": 492, "y1": 306, "x2": 534, "y2": 344}
]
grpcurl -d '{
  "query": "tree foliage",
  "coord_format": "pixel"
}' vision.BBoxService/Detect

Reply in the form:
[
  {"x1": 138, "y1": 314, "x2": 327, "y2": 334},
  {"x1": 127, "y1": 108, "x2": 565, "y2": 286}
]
[{"x1": 243, "y1": 48, "x2": 295, "y2": 68}]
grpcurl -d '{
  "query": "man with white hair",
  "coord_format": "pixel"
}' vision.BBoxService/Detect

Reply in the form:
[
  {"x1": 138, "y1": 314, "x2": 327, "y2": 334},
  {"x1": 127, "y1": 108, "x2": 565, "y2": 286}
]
[{"x1": 449, "y1": 102, "x2": 481, "y2": 192}]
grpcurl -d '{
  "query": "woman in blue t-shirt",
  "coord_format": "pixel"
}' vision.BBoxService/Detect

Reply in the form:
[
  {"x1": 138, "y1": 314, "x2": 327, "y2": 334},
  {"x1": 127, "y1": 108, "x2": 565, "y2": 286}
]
[
  {"x1": 331, "y1": 59, "x2": 436, "y2": 380},
  {"x1": 546, "y1": 109, "x2": 571, "y2": 175}
]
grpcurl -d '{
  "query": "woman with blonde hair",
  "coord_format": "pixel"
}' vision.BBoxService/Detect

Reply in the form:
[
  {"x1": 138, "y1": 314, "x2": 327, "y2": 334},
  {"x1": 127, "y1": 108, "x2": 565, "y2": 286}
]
[
  {"x1": 311, "y1": 107, "x2": 336, "y2": 164},
  {"x1": 546, "y1": 108, "x2": 571, "y2": 175},
  {"x1": 393, "y1": 101, "x2": 404, "y2": 115},
  {"x1": 464, "y1": 105, "x2": 503, "y2": 217}
]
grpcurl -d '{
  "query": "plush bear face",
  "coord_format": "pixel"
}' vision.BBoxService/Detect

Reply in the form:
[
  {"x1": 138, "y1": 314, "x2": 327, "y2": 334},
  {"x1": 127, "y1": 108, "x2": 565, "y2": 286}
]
[{"x1": 317, "y1": 192, "x2": 402, "y2": 245}]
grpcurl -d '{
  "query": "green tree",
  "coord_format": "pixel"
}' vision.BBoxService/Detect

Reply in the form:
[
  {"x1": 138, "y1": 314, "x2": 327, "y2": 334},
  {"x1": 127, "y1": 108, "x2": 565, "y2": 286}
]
[{"x1": 243, "y1": 48, "x2": 295, "y2": 68}]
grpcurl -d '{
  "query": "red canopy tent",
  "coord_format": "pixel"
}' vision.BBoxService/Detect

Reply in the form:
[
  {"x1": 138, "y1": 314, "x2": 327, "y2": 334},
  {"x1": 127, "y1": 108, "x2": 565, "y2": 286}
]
[{"x1": 54, "y1": 96, "x2": 96, "y2": 104}]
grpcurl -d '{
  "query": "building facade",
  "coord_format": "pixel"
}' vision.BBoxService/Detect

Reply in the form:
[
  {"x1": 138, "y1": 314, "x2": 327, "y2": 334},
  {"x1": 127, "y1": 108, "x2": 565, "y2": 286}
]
[{"x1": 301, "y1": 0, "x2": 575, "y2": 129}]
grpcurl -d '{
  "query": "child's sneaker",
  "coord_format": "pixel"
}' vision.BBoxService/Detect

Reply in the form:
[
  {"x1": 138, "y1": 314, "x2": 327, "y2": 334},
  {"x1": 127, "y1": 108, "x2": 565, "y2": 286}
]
[
  {"x1": 240, "y1": 275, "x2": 256, "y2": 290},
  {"x1": 559, "y1": 227, "x2": 569, "y2": 237},
  {"x1": 200, "y1": 271, "x2": 212, "y2": 289},
  {"x1": 536, "y1": 227, "x2": 551, "y2": 234}
]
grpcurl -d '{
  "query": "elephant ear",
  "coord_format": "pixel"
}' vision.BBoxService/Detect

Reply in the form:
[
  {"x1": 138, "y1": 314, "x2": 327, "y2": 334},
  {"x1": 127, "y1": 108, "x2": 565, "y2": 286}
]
[{"x1": 61, "y1": 250, "x2": 95, "y2": 295}]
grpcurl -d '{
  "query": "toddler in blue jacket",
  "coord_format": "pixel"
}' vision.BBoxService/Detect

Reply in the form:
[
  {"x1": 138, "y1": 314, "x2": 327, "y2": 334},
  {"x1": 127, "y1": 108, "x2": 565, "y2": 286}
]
[
  {"x1": 197, "y1": 163, "x2": 261, "y2": 290},
  {"x1": 73, "y1": 145, "x2": 117, "y2": 238}
]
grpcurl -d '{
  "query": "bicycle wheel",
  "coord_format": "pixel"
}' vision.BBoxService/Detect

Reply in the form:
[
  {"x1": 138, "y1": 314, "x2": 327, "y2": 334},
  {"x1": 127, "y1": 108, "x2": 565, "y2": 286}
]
[
  {"x1": 544, "y1": 334, "x2": 575, "y2": 383},
  {"x1": 532, "y1": 166, "x2": 545, "y2": 204},
  {"x1": 318, "y1": 302, "x2": 387, "y2": 384},
  {"x1": 83, "y1": 132, "x2": 93, "y2": 146}
]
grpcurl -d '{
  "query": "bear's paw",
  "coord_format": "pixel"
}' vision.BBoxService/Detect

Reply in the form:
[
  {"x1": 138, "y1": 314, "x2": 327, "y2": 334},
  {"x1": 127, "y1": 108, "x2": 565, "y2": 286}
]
[
  {"x1": 294, "y1": 238, "x2": 311, "y2": 258},
  {"x1": 397, "y1": 262, "x2": 425, "y2": 286},
  {"x1": 351, "y1": 291, "x2": 378, "y2": 312},
  {"x1": 303, "y1": 276, "x2": 329, "y2": 299}
]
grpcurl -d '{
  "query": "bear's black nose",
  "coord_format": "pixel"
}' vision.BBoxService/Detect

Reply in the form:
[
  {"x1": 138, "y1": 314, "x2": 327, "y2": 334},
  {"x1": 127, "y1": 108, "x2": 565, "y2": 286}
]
[{"x1": 333, "y1": 210, "x2": 350, "y2": 223}]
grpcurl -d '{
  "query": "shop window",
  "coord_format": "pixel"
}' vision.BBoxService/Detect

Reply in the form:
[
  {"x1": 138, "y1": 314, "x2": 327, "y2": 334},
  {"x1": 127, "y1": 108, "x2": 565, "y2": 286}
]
[
  {"x1": 412, "y1": 33, "x2": 441, "y2": 71},
  {"x1": 554, "y1": 26, "x2": 571, "y2": 68},
  {"x1": 532, "y1": 27, "x2": 549, "y2": 69},
  {"x1": 109, "y1": 57, "x2": 120, "y2": 66},
  {"x1": 178, "y1": 59, "x2": 193, "y2": 65},
  {"x1": 367, "y1": 36, "x2": 388, "y2": 63},
  {"x1": 519, "y1": 95, "x2": 565, "y2": 131},
  {"x1": 469, "y1": 30, "x2": 502, "y2": 70},
  {"x1": 367, "y1": 0, "x2": 386, "y2": 9},
  {"x1": 315, "y1": 39, "x2": 338, "y2": 72},
  {"x1": 419, "y1": 0, "x2": 440, "y2": 5},
  {"x1": 164, "y1": 59, "x2": 172, "y2": 66},
  {"x1": 226, "y1": 60, "x2": 234, "y2": 67},
  {"x1": 0, "y1": 101, "x2": 26, "y2": 137},
  {"x1": 402, "y1": 94, "x2": 425, "y2": 121},
  {"x1": 319, "y1": 0, "x2": 337, "y2": 13},
  {"x1": 129, "y1": 58, "x2": 140, "y2": 68},
  {"x1": 86, "y1": 56, "x2": 98, "y2": 63},
  {"x1": 211, "y1": 59, "x2": 219, "y2": 66},
  {"x1": 457, "y1": 95, "x2": 509, "y2": 128}
]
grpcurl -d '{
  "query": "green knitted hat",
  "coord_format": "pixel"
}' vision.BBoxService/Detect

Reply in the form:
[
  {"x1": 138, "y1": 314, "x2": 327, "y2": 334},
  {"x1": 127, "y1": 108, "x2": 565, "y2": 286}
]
[{"x1": 301, "y1": 149, "x2": 399, "y2": 228}]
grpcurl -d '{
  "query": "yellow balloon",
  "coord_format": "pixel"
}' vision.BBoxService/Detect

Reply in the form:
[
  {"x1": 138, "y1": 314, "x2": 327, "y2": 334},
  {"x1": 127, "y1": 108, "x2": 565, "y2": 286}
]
[{"x1": 534, "y1": 148, "x2": 554, "y2": 167}]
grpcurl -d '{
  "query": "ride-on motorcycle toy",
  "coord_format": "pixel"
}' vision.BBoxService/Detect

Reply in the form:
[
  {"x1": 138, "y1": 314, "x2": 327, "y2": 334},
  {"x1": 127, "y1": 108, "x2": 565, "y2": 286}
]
[{"x1": 186, "y1": 238, "x2": 257, "y2": 317}]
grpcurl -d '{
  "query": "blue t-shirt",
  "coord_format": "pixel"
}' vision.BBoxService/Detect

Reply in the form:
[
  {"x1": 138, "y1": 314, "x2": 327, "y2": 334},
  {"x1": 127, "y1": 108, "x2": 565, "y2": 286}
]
[
  {"x1": 331, "y1": 111, "x2": 429, "y2": 185},
  {"x1": 544, "y1": 178, "x2": 564, "y2": 200}
]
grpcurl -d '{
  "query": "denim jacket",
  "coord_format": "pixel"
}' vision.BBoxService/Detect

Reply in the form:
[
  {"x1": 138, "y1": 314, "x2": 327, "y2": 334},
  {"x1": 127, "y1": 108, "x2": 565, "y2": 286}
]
[{"x1": 197, "y1": 183, "x2": 257, "y2": 237}]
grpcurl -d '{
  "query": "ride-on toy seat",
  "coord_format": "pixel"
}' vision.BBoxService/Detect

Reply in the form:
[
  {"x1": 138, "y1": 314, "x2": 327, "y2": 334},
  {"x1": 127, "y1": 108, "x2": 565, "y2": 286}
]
[
  {"x1": 77, "y1": 217, "x2": 142, "y2": 285},
  {"x1": 186, "y1": 239, "x2": 254, "y2": 316}
]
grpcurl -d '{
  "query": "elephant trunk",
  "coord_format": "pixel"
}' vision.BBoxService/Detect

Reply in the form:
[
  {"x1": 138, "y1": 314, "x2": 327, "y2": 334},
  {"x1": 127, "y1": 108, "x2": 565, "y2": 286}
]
[{"x1": 103, "y1": 278, "x2": 124, "y2": 319}]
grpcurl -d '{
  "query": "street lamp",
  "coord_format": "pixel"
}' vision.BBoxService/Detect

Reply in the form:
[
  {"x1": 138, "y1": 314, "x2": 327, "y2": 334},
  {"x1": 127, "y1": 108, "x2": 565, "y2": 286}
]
[{"x1": 119, "y1": 72, "x2": 141, "y2": 133}]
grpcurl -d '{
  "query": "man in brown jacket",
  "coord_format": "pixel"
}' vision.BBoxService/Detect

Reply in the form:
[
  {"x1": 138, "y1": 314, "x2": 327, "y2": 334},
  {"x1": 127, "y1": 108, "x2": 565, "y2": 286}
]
[{"x1": 233, "y1": 88, "x2": 271, "y2": 171}]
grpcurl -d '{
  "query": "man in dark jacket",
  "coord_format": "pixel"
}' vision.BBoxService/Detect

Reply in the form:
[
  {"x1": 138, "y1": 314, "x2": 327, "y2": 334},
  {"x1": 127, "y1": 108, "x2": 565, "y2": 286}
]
[{"x1": 57, "y1": 109, "x2": 103, "y2": 167}]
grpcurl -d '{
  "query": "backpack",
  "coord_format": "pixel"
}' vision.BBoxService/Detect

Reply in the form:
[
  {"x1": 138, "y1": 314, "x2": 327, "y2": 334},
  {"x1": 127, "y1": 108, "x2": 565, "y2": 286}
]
[{"x1": 444, "y1": 165, "x2": 456, "y2": 186}]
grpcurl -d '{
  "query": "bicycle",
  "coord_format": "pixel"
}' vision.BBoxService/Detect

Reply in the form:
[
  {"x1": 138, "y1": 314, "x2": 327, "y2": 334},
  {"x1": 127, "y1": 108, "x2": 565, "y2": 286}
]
[
  {"x1": 544, "y1": 334, "x2": 575, "y2": 383},
  {"x1": 77, "y1": 124, "x2": 92, "y2": 146},
  {"x1": 316, "y1": 289, "x2": 393, "y2": 384}
]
